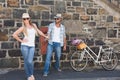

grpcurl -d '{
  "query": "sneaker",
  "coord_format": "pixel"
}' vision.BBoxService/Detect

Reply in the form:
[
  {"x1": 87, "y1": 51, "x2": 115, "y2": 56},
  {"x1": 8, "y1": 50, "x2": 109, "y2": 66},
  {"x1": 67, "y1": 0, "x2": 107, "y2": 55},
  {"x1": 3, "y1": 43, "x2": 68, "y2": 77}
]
[
  {"x1": 43, "y1": 73, "x2": 48, "y2": 77},
  {"x1": 57, "y1": 68, "x2": 62, "y2": 72},
  {"x1": 27, "y1": 77, "x2": 32, "y2": 80},
  {"x1": 31, "y1": 75, "x2": 35, "y2": 80}
]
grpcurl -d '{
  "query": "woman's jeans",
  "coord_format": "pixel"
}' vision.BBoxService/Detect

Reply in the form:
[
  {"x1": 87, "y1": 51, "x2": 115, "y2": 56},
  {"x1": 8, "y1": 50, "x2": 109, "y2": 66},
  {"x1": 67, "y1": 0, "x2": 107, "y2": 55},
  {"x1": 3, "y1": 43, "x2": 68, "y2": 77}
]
[
  {"x1": 43, "y1": 42, "x2": 61, "y2": 74},
  {"x1": 21, "y1": 45, "x2": 35, "y2": 78}
]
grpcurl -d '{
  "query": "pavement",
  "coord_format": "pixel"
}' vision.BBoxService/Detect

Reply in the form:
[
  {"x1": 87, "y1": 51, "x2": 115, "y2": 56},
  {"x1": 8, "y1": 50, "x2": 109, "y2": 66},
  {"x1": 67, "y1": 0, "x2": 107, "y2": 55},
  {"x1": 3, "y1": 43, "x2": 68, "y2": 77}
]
[{"x1": 0, "y1": 65, "x2": 120, "y2": 80}]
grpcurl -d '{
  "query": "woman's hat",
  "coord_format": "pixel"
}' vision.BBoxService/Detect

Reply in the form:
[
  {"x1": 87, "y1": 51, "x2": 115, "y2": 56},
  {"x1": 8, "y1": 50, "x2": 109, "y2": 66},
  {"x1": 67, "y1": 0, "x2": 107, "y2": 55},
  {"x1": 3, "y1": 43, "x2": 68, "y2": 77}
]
[
  {"x1": 22, "y1": 13, "x2": 30, "y2": 18},
  {"x1": 54, "y1": 13, "x2": 62, "y2": 18}
]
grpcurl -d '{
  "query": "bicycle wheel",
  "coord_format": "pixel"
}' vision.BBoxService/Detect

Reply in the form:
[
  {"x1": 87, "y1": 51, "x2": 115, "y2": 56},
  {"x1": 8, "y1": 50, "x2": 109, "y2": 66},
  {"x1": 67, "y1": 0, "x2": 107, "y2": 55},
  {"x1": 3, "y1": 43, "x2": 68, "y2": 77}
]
[
  {"x1": 70, "y1": 50, "x2": 88, "y2": 71},
  {"x1": 101, "y1": 51, "x2": 118, "y2": 70}
]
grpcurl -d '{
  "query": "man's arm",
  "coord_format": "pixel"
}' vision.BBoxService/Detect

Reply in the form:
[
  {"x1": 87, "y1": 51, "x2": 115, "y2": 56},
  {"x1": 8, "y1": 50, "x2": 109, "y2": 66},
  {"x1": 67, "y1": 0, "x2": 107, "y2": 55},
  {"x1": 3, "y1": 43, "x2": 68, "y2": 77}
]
[{"x1": 63, "y1": 25, "x2": 66, "y2": 51}]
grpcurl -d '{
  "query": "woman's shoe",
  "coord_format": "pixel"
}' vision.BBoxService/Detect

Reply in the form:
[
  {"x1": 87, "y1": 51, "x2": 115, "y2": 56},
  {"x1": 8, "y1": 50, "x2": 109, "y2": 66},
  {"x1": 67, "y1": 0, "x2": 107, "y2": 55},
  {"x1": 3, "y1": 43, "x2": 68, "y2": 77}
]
[
  {"x1": 31, "y1": 75, "x2": 35, "y2": 80},
  {"x1": 27, "y1": 77, "x2": 32, "y2": 80}
]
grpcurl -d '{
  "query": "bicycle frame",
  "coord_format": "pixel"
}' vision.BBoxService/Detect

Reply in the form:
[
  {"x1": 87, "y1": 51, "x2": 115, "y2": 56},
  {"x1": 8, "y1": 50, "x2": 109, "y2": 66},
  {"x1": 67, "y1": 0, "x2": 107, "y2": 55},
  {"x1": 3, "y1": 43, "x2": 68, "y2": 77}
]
[{"x1": 82, "y1": 45, "x2": 107, "y2": 64}]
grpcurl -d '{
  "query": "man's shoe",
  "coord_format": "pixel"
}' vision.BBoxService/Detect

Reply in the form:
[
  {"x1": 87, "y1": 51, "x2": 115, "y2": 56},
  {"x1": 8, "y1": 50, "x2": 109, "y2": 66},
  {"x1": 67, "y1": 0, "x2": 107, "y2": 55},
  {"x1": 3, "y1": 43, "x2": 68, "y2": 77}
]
[
  {"x1": 43, "y1": 73, "x2": 48, "y2": 77},
  {"x1": 57, "y1": 68, "x2": 62, "y2": 72}
]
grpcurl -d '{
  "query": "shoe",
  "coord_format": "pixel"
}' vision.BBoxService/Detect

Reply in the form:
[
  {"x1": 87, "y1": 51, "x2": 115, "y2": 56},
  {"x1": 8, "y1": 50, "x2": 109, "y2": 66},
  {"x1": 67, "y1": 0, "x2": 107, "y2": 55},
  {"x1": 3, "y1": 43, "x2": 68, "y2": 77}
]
[
  {"x1": 43, "y1": 73, "x2": 48, "y2": 77},
  {"x1": 31, "y1": 75, "x2": 35, "y2": 80},
  {"x1": 57, "y1": 68, "x2": 62, "y2": 72},
  {"x1": 27, "y1": 77, "x2": 32, "y2": 80}
]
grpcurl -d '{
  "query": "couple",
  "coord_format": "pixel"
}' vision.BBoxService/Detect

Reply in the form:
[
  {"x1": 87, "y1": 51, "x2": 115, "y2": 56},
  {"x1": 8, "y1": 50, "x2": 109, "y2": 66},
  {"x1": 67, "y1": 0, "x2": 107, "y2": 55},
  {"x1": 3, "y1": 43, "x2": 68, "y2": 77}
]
[{"x1": 12, "y1": 13, "x2": 66, "y2": 80}]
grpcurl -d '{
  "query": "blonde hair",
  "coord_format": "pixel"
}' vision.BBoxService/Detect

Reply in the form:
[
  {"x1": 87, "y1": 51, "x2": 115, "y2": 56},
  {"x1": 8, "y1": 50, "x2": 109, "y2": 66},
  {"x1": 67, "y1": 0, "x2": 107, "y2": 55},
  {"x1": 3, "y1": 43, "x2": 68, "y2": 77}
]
[{"x1": 22, "y1": 20, "x2": 38, "y2": 36}]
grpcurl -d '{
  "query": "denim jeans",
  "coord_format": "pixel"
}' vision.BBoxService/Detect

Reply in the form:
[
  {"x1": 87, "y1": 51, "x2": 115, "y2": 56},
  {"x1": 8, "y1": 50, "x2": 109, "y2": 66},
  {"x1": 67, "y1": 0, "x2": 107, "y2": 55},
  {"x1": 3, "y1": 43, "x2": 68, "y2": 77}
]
[
  {"x1": 43, "y1": 42, "x2": 61, "y2": 74},
  {"x1": 21, "y1": 45, "x2": 35, "y2": 78}
]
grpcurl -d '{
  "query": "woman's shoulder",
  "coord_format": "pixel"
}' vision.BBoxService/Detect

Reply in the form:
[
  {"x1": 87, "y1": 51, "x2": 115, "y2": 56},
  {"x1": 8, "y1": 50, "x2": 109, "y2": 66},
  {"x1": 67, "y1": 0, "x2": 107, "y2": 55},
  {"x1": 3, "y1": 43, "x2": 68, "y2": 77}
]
[
  {"x1": 32, "y1": 23, "x2": 37, "y2": 26},
  {"x1": 15, "y1": 26, "x2": 24, "y2": 32},
  {"x1": 19, "y1": 26, "x2": 24, "y2": 30},
  {"x1": 32, "y1": 23, "x2": 38, "y2": 28}
]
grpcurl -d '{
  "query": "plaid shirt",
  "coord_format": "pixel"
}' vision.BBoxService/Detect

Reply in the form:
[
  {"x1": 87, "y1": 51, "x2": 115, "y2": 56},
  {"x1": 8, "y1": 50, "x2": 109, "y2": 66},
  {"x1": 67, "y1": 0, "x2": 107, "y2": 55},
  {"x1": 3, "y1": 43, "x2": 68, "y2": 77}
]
[{"x1": 47, "y1": 22, "x2": 66, "y2": 46}]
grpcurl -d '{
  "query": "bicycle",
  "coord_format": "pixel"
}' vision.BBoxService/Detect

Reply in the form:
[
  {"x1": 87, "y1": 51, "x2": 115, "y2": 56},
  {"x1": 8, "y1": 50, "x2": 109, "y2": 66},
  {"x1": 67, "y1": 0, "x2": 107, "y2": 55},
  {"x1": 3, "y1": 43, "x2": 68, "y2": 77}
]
[{"x1": 70, "y1": 39, "x2": 118, "y2": 71}]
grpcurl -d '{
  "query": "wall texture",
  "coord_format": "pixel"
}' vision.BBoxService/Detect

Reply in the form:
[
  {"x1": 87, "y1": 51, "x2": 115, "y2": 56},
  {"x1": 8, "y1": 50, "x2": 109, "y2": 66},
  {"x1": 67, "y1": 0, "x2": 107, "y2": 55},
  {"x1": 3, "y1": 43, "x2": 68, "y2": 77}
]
[{"x1": 0, "y1": 0, "x2": 120, "y2": 69}]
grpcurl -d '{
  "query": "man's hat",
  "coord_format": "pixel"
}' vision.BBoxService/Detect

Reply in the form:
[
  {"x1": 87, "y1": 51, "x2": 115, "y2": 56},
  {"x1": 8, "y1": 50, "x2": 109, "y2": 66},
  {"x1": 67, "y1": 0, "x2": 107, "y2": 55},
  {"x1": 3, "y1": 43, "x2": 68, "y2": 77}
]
[{"x1": 54, "y1": 13, "x2": 62, "y2": 18}]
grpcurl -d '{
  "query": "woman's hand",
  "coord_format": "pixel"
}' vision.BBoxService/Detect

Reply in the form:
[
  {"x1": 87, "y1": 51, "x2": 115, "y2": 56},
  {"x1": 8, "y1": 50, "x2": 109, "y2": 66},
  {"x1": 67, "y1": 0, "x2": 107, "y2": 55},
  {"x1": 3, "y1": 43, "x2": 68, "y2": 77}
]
[{"x1": 45, "y1": 35, "x2": 49, "y2": 40}]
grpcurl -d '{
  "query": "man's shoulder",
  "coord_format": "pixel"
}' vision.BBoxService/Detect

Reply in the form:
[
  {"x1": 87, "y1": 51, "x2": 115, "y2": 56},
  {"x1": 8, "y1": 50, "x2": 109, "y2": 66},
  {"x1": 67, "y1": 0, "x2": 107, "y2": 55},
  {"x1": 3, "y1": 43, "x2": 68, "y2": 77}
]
[
  {"x1": 49, "y1": 22, "x2": 55, "y2": 25},
  {"x1": 61, "y1": 24, "x2": 64, "y2": 26}
]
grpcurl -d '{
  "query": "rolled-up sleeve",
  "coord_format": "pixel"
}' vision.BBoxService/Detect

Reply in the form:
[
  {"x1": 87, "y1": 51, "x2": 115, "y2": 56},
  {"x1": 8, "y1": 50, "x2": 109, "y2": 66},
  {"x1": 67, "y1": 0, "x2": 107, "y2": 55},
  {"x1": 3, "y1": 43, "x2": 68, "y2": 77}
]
[
  {"x1": 47, "y1": 24, "x2": 52, "y2": 35},
  {"x1": 63, "y1": 26, "x2": 66, "y2": 38}
]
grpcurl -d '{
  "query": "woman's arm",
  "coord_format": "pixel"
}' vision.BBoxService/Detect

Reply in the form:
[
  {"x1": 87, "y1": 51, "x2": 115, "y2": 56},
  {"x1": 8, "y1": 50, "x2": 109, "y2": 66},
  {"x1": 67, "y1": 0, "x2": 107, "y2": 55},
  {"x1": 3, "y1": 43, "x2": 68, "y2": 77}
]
[
  {"x1": 33, "y1": 24, "x2": 48, "y2": 39},
  {"x1": 12, "y1": 27, "x2": 24, "y2": 43}
]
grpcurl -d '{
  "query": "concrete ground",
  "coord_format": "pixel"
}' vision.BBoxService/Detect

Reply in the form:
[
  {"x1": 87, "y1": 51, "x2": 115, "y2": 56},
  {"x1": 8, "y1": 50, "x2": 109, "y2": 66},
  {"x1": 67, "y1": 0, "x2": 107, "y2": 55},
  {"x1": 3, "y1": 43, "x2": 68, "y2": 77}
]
[{"x1": 0, "y1": 65, "x2": 120, "y2": 80}]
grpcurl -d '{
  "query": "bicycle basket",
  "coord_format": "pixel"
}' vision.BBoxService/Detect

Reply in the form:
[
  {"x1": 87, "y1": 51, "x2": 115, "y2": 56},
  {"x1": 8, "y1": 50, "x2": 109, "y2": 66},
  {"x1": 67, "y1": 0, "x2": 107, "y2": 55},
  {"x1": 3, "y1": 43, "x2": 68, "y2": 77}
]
[{"x1": 77, "y1": 42, "x2": 87, "y2": 49}]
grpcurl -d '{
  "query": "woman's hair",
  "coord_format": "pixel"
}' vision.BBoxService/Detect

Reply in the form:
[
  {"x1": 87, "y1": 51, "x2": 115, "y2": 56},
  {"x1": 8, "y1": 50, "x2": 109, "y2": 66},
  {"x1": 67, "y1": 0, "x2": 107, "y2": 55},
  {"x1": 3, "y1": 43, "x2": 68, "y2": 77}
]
[{"x1": 22, "y1": 20, "x2": 38, "y2": 36}]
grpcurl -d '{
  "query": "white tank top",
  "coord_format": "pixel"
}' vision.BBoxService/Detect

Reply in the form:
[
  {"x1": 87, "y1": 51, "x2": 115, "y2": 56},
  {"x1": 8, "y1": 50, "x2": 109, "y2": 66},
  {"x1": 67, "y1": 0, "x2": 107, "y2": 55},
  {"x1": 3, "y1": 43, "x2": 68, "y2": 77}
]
[{"x1": 21, "y1": 28, "x2": 36, "y2": 47}]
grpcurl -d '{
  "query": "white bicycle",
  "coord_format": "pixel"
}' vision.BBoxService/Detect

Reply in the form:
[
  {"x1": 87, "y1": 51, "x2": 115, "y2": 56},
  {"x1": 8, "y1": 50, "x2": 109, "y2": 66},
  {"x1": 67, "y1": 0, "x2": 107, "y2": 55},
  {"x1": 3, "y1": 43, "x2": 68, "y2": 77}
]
[{"x1": 70, "y1": 39, "x2": 118, "y2": 71}]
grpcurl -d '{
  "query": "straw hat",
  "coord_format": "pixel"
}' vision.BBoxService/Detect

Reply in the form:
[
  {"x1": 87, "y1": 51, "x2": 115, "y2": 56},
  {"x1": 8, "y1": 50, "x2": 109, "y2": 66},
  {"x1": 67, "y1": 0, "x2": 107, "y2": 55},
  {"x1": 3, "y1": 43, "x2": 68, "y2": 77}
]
[
  {"x1": 54, "y1": 13, "x2": 62, "y2": 18},
  {"x1": 22, "y1": 13, "x2": 30, "y2": 18}
]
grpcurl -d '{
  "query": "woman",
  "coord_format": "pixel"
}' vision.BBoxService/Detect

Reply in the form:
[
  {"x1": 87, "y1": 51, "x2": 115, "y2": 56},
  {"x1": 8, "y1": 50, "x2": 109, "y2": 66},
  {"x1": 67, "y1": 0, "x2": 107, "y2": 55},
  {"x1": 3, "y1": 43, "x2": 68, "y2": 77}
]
[{"x1": 13, "y1": 13, "x2": 48, "y2": 80}]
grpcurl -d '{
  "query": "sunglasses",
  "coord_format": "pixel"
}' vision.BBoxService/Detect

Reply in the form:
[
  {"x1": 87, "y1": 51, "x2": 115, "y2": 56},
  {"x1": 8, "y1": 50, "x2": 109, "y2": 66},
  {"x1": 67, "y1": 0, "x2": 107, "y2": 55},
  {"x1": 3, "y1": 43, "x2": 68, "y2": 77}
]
[
  {"x1": 55, "y1": 18, "x2": 60, "y2": 20},
  {"x1": 23, "y1": 18, "x2": 30, "y2": 20}
]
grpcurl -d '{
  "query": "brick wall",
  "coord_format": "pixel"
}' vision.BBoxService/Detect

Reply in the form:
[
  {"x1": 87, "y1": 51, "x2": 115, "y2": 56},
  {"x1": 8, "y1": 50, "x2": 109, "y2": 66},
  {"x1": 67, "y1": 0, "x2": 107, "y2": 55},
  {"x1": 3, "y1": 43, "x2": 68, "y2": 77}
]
[{"x1": 0, "y1": 0, "x2": 120, "y2": 69}]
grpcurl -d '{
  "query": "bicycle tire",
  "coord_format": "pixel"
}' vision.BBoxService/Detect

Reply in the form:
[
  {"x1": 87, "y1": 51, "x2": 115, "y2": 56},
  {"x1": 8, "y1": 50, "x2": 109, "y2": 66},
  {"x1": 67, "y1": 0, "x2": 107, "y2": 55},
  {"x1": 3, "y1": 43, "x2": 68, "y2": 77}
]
[
  {"x1": 101, "y1": 51, "x2": 118, "y2": 70},
  {"x1": 70, "y1": 51, "x2": 88, "y2": 71}
]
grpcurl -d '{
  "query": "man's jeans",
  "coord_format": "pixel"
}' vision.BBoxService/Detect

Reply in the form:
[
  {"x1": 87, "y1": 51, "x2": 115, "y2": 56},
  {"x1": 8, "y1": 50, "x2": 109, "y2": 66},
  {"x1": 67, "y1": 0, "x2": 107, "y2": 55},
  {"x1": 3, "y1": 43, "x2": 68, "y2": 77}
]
[
  {"x1": 43, "y1": 42, "x2": 61, "y2": 74},
  {"x1": 21, "y1": 45, "x2": 35, "y2": 77}
]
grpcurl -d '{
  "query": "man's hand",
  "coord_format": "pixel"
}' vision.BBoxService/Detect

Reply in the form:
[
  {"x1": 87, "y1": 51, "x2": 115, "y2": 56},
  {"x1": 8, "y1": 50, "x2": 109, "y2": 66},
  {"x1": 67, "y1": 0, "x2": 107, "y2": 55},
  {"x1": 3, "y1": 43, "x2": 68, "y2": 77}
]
[{"x1": 63, "y1": 45, "x2": 66, "y2": 51}]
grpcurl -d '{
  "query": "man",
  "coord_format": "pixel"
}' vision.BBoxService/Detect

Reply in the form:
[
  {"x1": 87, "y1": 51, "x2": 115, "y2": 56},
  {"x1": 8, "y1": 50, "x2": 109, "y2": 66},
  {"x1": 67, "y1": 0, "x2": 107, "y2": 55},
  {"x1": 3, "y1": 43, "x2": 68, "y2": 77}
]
[{"x1": 43, "y1": 13, "x2": 66, "y2": 76}]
